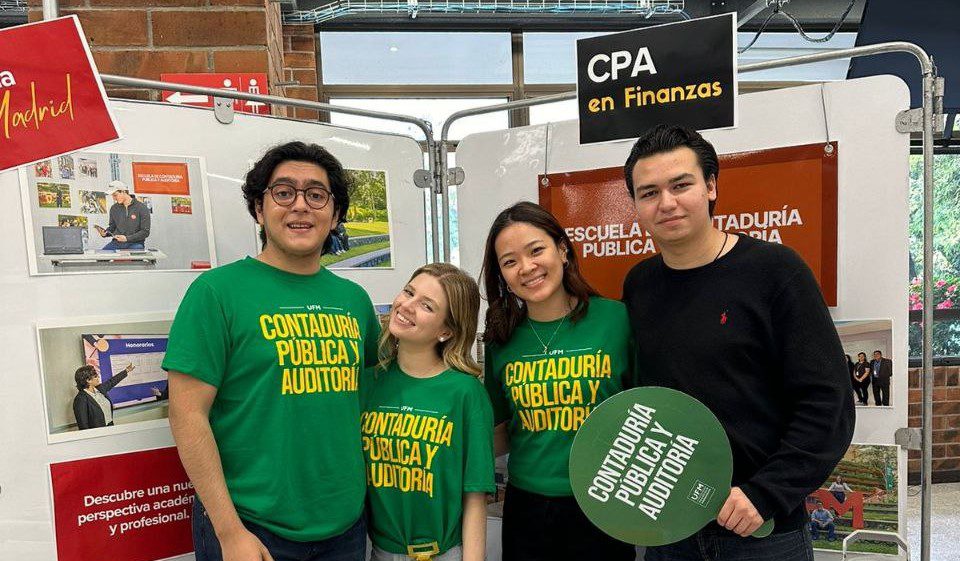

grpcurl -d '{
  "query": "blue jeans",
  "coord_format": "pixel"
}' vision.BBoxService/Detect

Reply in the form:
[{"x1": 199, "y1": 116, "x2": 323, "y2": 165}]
[
  {"x1": 644, "y1": 525, "x2": 813, "y2": 561},
  {"x1": 102, "y1": 239, "x2": 144, "y2": 251},
  {"x1": 810, "y1": 521, "x2": 836, "y2": 542},
  {"x1": 193, "y1": 498, "x2": 366, "y2": 561}
]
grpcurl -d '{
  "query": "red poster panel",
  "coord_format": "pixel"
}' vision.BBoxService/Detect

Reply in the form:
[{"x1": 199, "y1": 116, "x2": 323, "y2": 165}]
[
  {"x1": 132, "y1": 162, "x2": 191, "y2": 195},
  {"x1": 160, "y1": 73, "x2": 270, "y2": 115},
  {"x1": 0, "y1": 16, "x2": 120, "y2": 172},
  {"x1": 540, "y1": 142, "x2": 838, "y2": 304},
  {"x1": 50, "y1": 447, "x2": 194, "y2": 561}
]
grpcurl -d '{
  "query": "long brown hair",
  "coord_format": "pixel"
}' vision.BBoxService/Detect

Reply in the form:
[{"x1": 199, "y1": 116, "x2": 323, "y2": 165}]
[
  {"x1": 480, "y1": 201, "x2": 599, "y2": 346},
  {"x1": 378, "y1": 263, "x2": 482, "y2": 376}
]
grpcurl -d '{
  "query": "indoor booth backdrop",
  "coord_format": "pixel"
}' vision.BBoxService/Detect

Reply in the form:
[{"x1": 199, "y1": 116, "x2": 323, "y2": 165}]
[
  {"x1": 455, "y1": 75, "x2": 911, "y2": 560},
  {"x1": 0, "y1": 69, "x2": 926, "y2": 561},
  {"x1": 0, "y1": 98, "x2": 427, "y2": 561}
]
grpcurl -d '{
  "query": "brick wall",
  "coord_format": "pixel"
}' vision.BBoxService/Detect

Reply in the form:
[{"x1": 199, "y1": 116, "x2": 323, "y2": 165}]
[
  {"x1": 908, "y1": 365, "x2": 960, "y2": 483},
  {"x1": 281, "y1": 23, "x2": 320, "y2": 121},
  {"x1": 27, "y1": 0, "x2": 314, "y2": 118}
]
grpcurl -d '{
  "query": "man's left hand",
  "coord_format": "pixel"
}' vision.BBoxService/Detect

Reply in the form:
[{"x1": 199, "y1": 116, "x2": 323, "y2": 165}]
[
  {"x1": 115, "y1": 235, "x2": 127, "y2": 242},
  {"x1": 717, "y1": 487, "x2": 764, "y2": 537}
]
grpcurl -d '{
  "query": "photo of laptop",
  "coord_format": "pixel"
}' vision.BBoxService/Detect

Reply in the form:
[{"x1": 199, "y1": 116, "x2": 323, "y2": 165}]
[{"x1": 42, "y1": 226, "x2": 85, "y2": 255}]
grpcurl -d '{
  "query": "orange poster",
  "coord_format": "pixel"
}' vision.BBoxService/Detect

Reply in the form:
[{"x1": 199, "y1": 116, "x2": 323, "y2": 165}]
[
  {"x1": 132, "y1": 162, "x2": 191, "y2": 195},
  {"x1": 540, "y1": 142, "x2": 838, "y2": 305}
]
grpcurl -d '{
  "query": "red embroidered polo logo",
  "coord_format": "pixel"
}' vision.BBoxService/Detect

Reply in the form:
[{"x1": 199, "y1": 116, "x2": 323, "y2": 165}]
[
  {"x1": 130, "y1": 214, "x2": 137, "y2": 219},
  {"x1": 720, "y1": 311, "x2": 728, "y2": 325}
]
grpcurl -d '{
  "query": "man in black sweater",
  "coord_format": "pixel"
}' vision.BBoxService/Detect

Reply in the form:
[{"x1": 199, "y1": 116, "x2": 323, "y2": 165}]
[{"x1": 621, "y1": 125, "x2": 854, "y2": 560}]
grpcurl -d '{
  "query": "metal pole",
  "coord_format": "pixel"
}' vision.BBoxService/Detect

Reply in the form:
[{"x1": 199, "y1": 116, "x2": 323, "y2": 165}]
[
  {"x1": 920, "y1": 68, "x2": 936, "y2": 561},
  {"x1": 42, "y1": 0, "x2": 57, "y2": 19},
  {"x1": 438, "y1": 92, "x2": 576, "y2": 261},
  {"x1": 437, "y1": 41, "x2": 938, "y2": 561},
  {"x1": 428, "y1": 136, "x2": 441, "y2": 263},
  {"x1": 737, "y1": 0, "x2": 774, "y2": 28},
  {"x1": 440, "y1": 143, "x2": 451, "y2": 262},
  {"x1": 100, "y1": 75, "x2": 435, "y2": 141}
]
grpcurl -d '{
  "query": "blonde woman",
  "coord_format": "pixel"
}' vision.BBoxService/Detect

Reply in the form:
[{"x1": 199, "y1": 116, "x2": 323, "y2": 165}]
[{"x1": 362, "y1": 263, "x2": 494, "y2": 561}]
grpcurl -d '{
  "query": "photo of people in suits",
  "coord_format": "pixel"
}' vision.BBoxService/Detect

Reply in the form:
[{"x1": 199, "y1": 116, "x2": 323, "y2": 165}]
[{"x1": 836, "y1": 319, "x2": 894, "y2": 407}]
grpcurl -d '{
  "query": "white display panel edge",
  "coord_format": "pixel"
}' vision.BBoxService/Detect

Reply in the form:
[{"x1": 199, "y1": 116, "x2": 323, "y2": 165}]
[
  {"x1": 456, "y1": 74, "x2": 911, "y2": 560},
  {"x1": 0, "y1": 100, "x2": 427, "y2": 561}
]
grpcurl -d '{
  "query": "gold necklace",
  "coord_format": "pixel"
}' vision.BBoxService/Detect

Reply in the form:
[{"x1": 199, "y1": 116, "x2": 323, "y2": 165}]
[{"x1": 527, "y1": 302, "x2": 572, "y2": 354}]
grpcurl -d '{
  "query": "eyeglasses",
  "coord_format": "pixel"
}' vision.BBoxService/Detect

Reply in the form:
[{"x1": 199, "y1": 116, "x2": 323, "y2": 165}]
[{"x1": 266, "y1": 184, "x2": 333, "y2": 210}]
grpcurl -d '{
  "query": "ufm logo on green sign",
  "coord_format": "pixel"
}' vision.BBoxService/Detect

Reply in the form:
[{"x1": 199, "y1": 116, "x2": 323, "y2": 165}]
[{"x1": 569, "y1": 387, "x2": 772, "y2": 545}]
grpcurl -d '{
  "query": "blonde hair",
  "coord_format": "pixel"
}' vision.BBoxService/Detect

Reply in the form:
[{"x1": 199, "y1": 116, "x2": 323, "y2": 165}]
[{"x1": 378, "y1": 263, "x2": 481, "y2": 376}]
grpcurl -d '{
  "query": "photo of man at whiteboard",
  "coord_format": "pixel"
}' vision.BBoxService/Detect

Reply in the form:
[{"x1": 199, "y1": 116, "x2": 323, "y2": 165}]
[{"x1": 37, "y1": 321, "x2": 174, "y2": 443}]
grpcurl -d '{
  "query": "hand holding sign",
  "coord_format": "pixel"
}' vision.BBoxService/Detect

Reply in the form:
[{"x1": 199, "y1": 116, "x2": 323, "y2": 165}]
[{"x1": 568, "y1": 387, "x2": 773, "y2": 546}]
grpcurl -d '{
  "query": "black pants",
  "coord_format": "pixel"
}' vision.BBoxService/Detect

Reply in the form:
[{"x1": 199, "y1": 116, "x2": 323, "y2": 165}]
[
  {"x1": 873, "y1": 381, "x2": 890, "y2": 406},
  {"x1": 501, "y1": 483, "x2": 637, "y2": 561},
  {"x1": 854, "y1": 381, "x2": 870, "y2": 405}
]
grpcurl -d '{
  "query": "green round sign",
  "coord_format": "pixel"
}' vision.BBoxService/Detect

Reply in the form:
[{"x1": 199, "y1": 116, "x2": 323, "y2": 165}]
[{"x1": 569, "y1": 387, "x2": 771, "y2": 546}]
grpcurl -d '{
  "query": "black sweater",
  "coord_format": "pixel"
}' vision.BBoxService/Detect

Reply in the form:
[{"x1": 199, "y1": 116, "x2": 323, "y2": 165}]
[{"x1": 622, "y1": 234, "x2": 855, "y2": 532}]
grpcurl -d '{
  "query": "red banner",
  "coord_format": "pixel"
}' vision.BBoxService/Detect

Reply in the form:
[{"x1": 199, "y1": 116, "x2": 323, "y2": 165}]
[
  {"x1": 0, "y1": 17, "x2": 120, "y2": 172},
  {"x1": 161, "y1": 73, "x2": 270, "y2": 115},
  {"x1": 540, "y1": 143, "x2": 838, "y2": 304},
  {"x1": 50, "y1": 447, "x2": 194, "y2": 561},
  {"x1": 132, "y1": 162, "x2": 191, "y2": 195}
]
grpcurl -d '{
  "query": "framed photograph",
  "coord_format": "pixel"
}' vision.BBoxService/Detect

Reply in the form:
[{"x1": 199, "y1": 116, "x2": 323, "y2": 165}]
[
  {"x1": 321, "y1": 168, "x2": 394, "y2": 269},
  {"x1": 37, "y1": 313, "x2": 174, "y2": 444},
  {"x1": 808, "y1": 443, "x2": 900, "y2": 555},
  {"x1": 20, "y1": 150, "x2": 217, "y2": 275},
  {"x1": 836, "y1": 319, "x2": 895, "y2": 408}
]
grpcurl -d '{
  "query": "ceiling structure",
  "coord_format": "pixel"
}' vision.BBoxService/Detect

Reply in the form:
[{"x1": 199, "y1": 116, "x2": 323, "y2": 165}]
[
  {"x1": 285, "y1": 0, "x2": 865, "y2": 32},
  {"x1": 1, "y1": 0, "x2": 865, "y2": 33}
]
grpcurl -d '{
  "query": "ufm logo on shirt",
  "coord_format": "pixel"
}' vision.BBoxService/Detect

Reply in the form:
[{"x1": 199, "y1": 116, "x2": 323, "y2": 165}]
[{"x1": 258, "y1": 308, "x2": 363, "y2": 395}]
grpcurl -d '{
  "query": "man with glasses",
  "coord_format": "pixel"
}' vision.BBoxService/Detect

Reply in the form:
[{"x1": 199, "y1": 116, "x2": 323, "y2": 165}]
[{"x1": 163, "y1": 142, "x2": 380, "y2": 561}]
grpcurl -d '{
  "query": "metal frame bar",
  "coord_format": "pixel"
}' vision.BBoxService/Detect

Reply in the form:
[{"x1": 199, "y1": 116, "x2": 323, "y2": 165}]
[
  {"x1": 440, "y1": 41, "x2": 939, "y2": 561},
  {"x1": 36, "y1": 0, "x2": 931, "y2": 553},
  {"x1": 65, "y1": 35, "x2": 939, "y2": 561},
  {"x1": 98, "y1": 74, "x2": 443, "y2": 263}
]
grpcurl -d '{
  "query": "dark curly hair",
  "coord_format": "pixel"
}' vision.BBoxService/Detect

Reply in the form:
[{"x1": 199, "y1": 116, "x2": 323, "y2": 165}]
[
  {"x1": 242, "y1": 142, "x2": 353, "y2": 254},
  {"x1": 75, "y1": 365, "x2": 97, "y2": 390},
  {"x1": 623, "y1": 124, "x2": 720, "y2": 216},
  {"x1": 480, "y1": 202, "x2": 599, "y2": 346}
]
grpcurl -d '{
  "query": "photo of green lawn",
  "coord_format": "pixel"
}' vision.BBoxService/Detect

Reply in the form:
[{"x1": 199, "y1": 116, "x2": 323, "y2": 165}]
[
  {"x1": 321, "y1": 169, "x2": 391, "y2": 268},
  {"x1": 808, "y1": 444, "x2": 900, "y2": 555}
]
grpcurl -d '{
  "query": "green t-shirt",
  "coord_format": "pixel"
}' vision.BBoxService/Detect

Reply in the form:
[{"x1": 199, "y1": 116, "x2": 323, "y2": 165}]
[
  {"x1": 484, "y1": 296, "x2": 633, "y2": 496},
  {"x1": 361, "y1": 362, "x2": 495, "y2": 555},
  {"x1": 162, "y1": 257, "x2": 380, "y2": 541}
]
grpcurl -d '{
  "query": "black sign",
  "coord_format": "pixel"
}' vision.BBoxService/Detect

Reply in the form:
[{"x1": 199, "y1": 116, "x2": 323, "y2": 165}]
[{"x1": 576, "y1": 13, "x2": 737, "y2": 145}]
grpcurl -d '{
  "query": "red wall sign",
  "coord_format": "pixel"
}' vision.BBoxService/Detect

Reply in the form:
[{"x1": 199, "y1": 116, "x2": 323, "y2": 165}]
[
  {"x1": 540, "y1": 143, "x2": 838, "y2": 304},
  {"x1": 0, "y1": 16, "x2": 120, "y2": 172},
  {"x1": 132, "y1": 162, "x2": 191, "y2": 195},
  {"x1": 50, "y1": 447, "x2": 194, "y2": 561},
  {"x1": 161, "y1": 73, "x2": 270, "y2": 115}
]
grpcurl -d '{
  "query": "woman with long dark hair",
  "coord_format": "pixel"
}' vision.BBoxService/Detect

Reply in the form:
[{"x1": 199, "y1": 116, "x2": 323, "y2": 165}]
[
  {"x1": 480, "y1": 202, "x2": 635, "y2": 561},
  {"x1": 853, "y1": 352, "x2": 872, "y2": 405}
]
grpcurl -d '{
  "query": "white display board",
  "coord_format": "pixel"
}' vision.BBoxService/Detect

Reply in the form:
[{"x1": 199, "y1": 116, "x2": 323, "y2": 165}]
[
  {"x1": 0, "y1": 100, "x2": 427, "y2": 561},
  {"x1": 456, "y1": 75, "x2": 911, "y2": 560}
]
